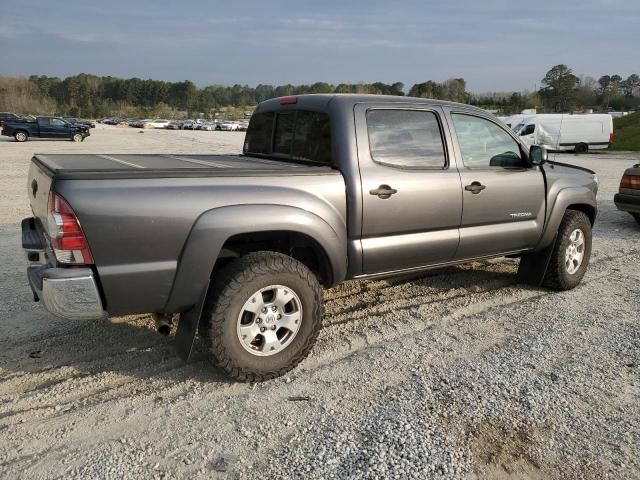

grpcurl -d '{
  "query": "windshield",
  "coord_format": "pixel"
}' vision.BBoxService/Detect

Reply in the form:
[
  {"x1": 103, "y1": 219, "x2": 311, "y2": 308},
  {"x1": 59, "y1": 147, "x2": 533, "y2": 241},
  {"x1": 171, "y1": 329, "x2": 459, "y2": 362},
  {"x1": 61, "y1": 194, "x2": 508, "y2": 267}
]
[{"x1": 513, "y1": 122, "x2": 524, "y2": 134}]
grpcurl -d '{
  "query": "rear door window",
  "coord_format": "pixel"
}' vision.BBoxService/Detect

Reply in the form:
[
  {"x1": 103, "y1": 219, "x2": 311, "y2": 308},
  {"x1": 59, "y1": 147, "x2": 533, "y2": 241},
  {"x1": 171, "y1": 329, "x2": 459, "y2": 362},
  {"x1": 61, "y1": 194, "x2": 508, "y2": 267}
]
[{"x1": 366, "y1": 109, "x2": 446, "y2": 168}]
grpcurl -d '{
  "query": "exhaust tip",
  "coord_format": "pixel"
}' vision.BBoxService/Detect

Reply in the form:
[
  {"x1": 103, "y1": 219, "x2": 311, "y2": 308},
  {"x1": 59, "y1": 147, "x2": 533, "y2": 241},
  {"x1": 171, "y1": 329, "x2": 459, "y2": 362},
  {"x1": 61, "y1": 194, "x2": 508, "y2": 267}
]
[
  {"x1": 152, "y1": 313, "x2": 172, "y2": 336},
  {"x1": 157, "y1": 324, "x2": 171, "y2": 336}
]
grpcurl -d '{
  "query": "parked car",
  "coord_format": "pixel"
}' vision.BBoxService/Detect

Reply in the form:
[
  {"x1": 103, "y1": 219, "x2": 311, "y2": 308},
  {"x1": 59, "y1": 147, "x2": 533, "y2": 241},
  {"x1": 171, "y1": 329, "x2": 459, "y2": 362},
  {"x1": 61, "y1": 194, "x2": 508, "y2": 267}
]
[
  {"x1": 513, "y1": 114, "x2": 613, "y2": 154},
  {"x1": 146, "y1": 119, "x2": 170, "y2": 129},
  {"x1": 2, "y1": 116, "x2": 90, "y2": 142},
  {"x1": 22, "y1": 94, "x2": 598, "y2": 381},
  {"x1": 63, "y1": 117, "x2": 96, "y2": 128},
  {"x1": 218, "y1": 121, "x2": 241, "y2": 131},
  {"x1": 166, "y1": 121, "x2": 181, "y2": 130},
  {"x1": 614, "y1": 163, "x2": 640, "y2": 224},
  {"x1": 182, "y1": 120, "x2": 195, "y2": 130},
  {"x1": 130, "y1": 119, "x2": 150, "y2": 128},
  {"x1": 1, "y1": 112, "x2": 23, "y2": 123}
]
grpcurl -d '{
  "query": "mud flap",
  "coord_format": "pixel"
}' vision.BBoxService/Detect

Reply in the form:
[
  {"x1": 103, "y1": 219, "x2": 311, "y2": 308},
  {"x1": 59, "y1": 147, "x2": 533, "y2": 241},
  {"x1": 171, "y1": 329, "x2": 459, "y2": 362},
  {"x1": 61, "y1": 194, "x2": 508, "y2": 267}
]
[
  {"x1": 174, "y1": 280, "x2": 209, "y2": 362},
  {"x1": 517, "y1": 235, "x2": 557, "y2": 287}
]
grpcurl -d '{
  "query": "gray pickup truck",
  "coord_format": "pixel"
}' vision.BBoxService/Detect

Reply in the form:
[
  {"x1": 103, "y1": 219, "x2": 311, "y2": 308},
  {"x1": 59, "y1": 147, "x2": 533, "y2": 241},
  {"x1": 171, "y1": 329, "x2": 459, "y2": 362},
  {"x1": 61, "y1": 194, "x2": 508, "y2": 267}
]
[{"x1": 23, "y1": 94, "x2": 598, "y2": 381}]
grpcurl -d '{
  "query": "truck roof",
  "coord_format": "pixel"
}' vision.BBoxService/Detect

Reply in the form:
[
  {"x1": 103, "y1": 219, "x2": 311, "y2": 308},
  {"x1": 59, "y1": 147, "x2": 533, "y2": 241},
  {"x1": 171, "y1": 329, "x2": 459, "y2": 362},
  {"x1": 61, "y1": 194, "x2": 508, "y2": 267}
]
[{"x1": 254, "y1": 94, "x2": 485, "y2": 114}]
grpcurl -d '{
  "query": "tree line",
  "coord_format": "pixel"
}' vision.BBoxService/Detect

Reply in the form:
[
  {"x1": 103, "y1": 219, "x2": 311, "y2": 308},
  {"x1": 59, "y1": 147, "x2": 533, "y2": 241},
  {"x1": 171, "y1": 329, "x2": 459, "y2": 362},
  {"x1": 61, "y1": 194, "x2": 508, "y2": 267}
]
[
  {"x1": 0, "y1": 65, "x2": 637, "y2": 119},
  {"x1": 474, "y1": 65, "x2": 640, "y2": 115}
]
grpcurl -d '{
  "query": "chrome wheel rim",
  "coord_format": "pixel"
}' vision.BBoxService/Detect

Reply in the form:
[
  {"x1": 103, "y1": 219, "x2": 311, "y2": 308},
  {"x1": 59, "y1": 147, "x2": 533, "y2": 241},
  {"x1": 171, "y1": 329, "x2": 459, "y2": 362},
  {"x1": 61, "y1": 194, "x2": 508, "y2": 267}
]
[
  {"x1": 565, "y1": 228, "x2": 585, "y2": 274},
  {"x1": 236, "y1": 285, "x2": 303, "y2": 357},
  {"x1": 16, "y1": 133, "x2": 26, "y2": 141}
]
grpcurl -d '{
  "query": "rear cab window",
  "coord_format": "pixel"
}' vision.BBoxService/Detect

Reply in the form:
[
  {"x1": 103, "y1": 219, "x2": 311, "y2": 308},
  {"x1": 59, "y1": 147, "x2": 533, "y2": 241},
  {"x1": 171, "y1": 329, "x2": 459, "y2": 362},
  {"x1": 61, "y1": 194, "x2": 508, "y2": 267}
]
[{"x1": 244, "y1": 110, "x2": 332, "y2": 165}]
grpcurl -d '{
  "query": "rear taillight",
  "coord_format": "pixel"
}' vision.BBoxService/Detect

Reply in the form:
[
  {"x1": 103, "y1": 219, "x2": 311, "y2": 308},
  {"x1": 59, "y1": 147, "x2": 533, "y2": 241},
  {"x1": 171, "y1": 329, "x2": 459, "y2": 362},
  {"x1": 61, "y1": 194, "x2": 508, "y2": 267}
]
[
  {"x1": 47, "y1": 192, "x2": 94, "y2": 264},
  {"x1": 609, "y1": 132, "x2": 614, "y2": 144},
  {"x1": 620, "y1": 175, "x2": 640, "y2": 190}
]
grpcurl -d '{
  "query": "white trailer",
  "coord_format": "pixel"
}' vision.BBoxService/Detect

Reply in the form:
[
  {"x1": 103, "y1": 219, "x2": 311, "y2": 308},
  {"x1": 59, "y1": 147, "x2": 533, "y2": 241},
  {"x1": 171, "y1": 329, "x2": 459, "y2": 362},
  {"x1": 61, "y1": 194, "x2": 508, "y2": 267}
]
[{"x1": 513, "y1": 114, "x2": 613, "y2": 153}]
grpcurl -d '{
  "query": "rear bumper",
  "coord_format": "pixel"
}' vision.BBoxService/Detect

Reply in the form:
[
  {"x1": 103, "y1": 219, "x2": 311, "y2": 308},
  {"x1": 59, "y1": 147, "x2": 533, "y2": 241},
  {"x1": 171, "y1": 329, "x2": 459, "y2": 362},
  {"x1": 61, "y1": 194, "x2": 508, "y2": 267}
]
[
  {"x1": 23, "y1": 216, "x2": 106, "y2": 320},
  {"x1": 614, "y1": 193, "x2": 640, "y2": 213},
  {"x1": 28, "y1": 265, "x2": 106, "y2": 320}
]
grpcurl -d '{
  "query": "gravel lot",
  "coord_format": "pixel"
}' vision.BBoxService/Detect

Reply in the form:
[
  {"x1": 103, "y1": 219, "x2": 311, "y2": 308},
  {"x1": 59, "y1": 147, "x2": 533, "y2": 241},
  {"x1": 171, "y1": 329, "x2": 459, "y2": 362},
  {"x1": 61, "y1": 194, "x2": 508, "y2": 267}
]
[{"x1": 0, "y1": 126, "x2": 638, "y2": 479}]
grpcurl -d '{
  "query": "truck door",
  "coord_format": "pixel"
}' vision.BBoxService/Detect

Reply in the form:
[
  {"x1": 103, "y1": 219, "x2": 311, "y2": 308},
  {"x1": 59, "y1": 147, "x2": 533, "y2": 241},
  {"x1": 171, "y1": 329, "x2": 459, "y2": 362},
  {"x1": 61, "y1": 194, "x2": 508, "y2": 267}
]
[
  {"x1": 355, "y1": 104, "x2": 463, "y2": 274},
  {"x1": 38, "y1": 117, "x2": 69, "y2": 138},
  {"x1": 49, "y1": 118, "x2": 72, "y2": 138},
  {"x1": 446, "y1": 111, "x2": 545, "y2": 258}
]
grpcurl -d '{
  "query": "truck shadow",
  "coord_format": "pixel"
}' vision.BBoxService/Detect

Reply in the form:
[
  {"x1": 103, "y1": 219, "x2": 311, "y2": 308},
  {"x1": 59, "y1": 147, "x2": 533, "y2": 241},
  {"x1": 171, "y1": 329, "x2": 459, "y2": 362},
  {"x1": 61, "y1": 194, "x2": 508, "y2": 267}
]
[{"x1": 1, "y1": 261, "x2": 529, "y2": 396}]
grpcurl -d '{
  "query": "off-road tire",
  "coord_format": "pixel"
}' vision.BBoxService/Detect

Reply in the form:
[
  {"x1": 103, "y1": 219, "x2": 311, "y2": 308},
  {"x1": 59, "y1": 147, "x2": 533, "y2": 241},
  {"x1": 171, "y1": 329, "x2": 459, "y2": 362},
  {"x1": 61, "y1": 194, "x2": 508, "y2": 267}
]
[
  {"x1": 574, "y1": 143, "x2": 588, "y2": 154},
  {"x1": 543, "y1": 210, "x2": 592, "y2": 290},
  {"x1": 72, "y1": 133, "x2": 83, "y2": 142},
  {"x1": 203, "y1": 251, "x2": 323, "y2": 382},
  {"x1": 14, "y1": 131, "x2": 28, "y2": 142}
]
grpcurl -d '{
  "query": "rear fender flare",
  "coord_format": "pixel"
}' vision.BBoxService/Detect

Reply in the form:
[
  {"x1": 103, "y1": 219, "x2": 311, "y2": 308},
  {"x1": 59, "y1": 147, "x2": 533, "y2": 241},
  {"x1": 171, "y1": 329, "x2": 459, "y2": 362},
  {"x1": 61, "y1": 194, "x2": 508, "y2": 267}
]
[{"x1": 164, "y1": 204, "x2": 347, "y2": 313}]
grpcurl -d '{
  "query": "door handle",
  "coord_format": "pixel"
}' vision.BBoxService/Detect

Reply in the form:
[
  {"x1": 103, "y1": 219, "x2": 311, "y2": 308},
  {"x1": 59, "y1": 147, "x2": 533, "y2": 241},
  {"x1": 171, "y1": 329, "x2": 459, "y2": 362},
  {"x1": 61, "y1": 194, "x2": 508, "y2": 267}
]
[
  {"x1": 369, "y1": 184, "x2": 398, "y2": 199},
  {"x1": 464, "y1": 181, "x2": 486, "y2": 194}
]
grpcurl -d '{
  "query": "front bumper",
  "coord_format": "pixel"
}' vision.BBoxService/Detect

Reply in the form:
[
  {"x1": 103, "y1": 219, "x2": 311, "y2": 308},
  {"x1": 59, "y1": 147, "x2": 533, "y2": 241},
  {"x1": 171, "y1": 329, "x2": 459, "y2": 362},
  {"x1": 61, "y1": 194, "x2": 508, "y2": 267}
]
[
  {"x1": 28, "y1": 265, "x2": 107, "y2": 320},
  {"x1": 614, "y1": 193, "x2": 640, "y2": 214},
  {"x1": 23, "y1": 217, "x2": 106, "y2": 320}
]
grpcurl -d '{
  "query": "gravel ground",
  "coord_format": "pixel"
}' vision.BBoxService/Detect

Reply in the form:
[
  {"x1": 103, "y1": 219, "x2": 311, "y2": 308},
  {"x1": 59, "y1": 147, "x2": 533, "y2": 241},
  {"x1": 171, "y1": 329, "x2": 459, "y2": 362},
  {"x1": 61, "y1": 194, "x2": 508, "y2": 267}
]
[{"x1": 0, "y1": 127, "x2": 638, "y2": 479}]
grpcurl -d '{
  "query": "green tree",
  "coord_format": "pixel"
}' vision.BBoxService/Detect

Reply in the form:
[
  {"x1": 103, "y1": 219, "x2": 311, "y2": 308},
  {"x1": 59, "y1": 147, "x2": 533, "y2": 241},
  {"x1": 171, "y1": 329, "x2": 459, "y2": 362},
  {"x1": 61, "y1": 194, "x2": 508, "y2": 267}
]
[
  {"x1": 539, "y1": 64, "x2": 578, "y2": 112},
  {"x1": 622, "y1": 74, "x2": 640, "y2": 97}
]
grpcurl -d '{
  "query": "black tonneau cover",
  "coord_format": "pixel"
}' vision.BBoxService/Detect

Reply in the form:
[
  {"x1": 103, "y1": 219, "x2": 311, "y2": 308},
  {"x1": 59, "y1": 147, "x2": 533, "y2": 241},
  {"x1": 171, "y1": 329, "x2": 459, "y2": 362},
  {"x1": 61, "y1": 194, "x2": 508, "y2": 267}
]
[{"x1": 33, "y1": 154, "x2": 335, "y2": 180}]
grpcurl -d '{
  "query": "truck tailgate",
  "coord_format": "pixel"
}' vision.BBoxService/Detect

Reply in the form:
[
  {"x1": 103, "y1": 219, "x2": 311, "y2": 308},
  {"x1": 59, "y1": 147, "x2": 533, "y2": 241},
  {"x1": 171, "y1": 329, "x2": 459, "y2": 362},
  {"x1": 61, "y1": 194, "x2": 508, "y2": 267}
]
[{"x1": 27, "y1": 160, "x2": 54, "y2": 223}]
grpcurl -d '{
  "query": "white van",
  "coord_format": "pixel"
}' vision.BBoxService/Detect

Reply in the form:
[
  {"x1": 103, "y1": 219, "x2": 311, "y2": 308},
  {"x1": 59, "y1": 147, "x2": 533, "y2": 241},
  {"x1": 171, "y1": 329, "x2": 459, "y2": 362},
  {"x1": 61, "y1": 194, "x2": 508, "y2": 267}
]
[{"x1": 513, "y1": 114, "x2": 613, "y2": 153}]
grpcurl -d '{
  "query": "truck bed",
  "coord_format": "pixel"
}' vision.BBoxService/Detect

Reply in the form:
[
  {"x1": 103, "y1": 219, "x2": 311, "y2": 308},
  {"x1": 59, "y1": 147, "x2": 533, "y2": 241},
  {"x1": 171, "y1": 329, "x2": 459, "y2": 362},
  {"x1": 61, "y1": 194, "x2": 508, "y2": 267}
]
[{"x1": 33, "y1": 154, "x2": 334, "y2": 180}]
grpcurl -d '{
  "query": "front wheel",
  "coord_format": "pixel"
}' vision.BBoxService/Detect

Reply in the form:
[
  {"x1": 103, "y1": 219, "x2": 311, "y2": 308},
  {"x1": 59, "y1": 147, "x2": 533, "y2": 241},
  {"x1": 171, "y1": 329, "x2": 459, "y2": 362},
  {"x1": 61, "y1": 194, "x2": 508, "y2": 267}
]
[
  {"x1": 204, "y1": 251, "x2": 323, "y2": 381},
  {"x1": 543, "y1": 210, "x2": 592, "y2": 290},
  {"x1": 72, "y1": 133, "x2": 83, "y2": 142}
]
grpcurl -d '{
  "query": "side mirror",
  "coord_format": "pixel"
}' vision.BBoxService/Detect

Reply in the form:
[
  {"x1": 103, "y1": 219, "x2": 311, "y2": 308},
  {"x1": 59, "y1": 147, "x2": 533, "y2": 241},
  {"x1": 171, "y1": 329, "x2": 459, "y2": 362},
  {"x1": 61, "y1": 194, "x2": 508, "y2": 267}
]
[{"x1": 529, "y1": 145, "x2": 547, "y2": 166}]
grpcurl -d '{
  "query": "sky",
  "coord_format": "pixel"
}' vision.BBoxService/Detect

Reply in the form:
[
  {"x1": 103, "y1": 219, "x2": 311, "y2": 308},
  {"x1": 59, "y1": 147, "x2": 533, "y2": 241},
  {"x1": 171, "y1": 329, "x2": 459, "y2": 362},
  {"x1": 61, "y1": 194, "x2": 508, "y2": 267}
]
[{"x1": 0, "y1": 0, "x2": 638, "y2": 93}]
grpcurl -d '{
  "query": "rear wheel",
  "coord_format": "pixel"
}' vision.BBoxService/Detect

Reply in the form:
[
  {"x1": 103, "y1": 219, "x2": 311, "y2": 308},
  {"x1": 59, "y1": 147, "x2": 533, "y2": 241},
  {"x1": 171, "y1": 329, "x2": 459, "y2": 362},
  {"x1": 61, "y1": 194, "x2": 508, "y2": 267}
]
[
  {"x1": 631, "y1": 213, "x2": 640, "y2": 225},
  {"x1": 543, "y1": 210, "x2": 592, "y2": 290},
  {"x1": 574, "y1": 143, "x2": 588, "y2": 154},
  {"x1": 14, "y1": 131, "x2": 28, "y2": 142},
  {"x1": 204, "y1": 251, "x2": 323, "y2": 382},
  {"x1": 72, "y1": 133, "x2": 83, "y2": 142}
]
